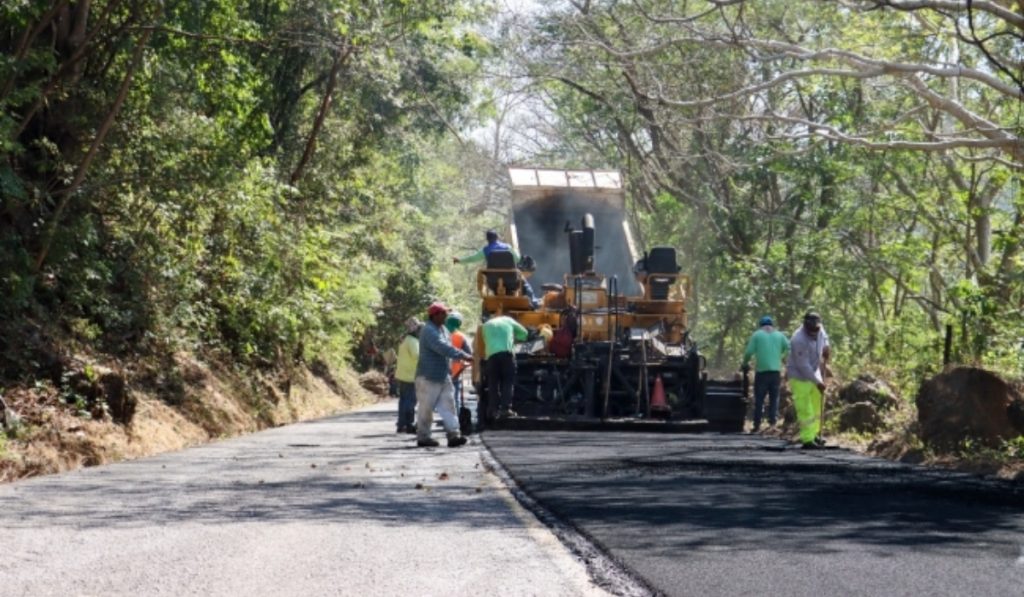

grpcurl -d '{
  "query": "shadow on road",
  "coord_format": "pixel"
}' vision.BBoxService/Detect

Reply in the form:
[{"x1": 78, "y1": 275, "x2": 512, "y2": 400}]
[
  {"x1": 484, "y1": 431, "x2": 1024, "y2": 560},
  {"x1": 0, "y1": 409, "x2": 507, "y2": 532}
]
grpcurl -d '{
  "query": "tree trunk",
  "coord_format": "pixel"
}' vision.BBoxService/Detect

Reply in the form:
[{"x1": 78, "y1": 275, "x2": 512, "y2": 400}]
[
  {"x1": 33, "y1": 27, "x2": 153, "y2": 272},
  {"x1": 289, "y1": 44, "x2": 352, "y2": 185}
]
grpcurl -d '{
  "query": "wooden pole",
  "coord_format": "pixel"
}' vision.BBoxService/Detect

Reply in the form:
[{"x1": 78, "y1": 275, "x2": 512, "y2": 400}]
[{"x1": 943, "y1": 324, "x2": 953, "y2": 367}]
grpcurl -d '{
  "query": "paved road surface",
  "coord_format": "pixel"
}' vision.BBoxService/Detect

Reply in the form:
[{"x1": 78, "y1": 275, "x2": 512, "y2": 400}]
[
  {"x1": 484, "y1": 431, "x2": 1024, "y2": 597},
  {"x1": 0, "y1": 403, "x2": 608, "y2": 597}
]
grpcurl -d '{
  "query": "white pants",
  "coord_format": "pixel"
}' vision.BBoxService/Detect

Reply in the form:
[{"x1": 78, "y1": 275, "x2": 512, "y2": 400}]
[{"x1": 415, "y1": 376, "x2": 460, "y2": 440}]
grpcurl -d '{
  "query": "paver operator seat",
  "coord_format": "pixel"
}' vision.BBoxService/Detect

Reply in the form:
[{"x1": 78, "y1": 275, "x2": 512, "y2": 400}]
[
  {"x1": 484, "y1": 250, "x2": 522, "y2": 296},
  {"x1": 635, "y1": 247, "x2": 681, "y2": 301}
]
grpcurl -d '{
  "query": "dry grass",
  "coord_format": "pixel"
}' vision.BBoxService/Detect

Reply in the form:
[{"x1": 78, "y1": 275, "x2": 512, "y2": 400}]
[
  {"x1": 838, "y1": 403, "x2": 1024, "y2": 481},
  {"x1": 0, "y1": 356, "x2": 380, "y2": 483}
]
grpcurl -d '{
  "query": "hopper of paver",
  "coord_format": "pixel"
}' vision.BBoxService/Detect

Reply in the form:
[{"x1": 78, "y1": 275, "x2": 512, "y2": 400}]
[{"x1": 470, "y1": 167, "x2": 747, "y2": 433}]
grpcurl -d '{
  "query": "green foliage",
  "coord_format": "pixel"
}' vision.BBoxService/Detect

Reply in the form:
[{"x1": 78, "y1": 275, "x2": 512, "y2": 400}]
[
  {"x1": 518, "y1": 0, "x2": 1023, "y2": 383},
  {"x1": 0, "y1": 0, "x2": 492, "y2": 379},
  {"x1": 956, "y1": 435, "x2": 1024, "y2": 465}
]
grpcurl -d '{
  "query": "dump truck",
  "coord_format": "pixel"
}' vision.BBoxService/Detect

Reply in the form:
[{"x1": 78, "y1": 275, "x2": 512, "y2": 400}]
[{"x1": 471, "y1": 167, "x2": 747, "y2": 432}]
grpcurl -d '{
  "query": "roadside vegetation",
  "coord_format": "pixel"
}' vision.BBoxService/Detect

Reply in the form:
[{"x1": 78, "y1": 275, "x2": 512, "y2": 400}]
[
  {"x1": 495, "y1": 1, "x2": 1022, "y2": 475},
  {"x1": 1, "y1": 1, "x2": 1021, "y2": 479},
  {"x1": 0, "y1": 0, "x2": 501, "y2": 479}
]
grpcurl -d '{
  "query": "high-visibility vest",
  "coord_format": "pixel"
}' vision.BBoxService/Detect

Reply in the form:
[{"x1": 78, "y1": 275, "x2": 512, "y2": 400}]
[{"x1": 450, "y1": 331, "x2": 468, "y2": 378}]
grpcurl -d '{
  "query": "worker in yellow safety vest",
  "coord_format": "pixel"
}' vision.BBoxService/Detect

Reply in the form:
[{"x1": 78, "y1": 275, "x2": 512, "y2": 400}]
[{"x1": 395, "y1": 317, "x2": 421, "y2": 434}]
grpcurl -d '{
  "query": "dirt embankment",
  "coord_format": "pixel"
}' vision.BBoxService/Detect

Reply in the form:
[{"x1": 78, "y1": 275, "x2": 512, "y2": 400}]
[
  {"x1": 0, "y1": 354, "x2": 388, "y2": 482},
  {"x1": 754, "y1": 367, "x2": 1024, "y2": 480}
]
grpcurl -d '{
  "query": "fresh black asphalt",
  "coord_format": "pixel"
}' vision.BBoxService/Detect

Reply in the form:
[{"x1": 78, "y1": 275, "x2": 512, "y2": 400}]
[{"x1": 483, "y1": 431, "x2": 1024, "y2": 597}]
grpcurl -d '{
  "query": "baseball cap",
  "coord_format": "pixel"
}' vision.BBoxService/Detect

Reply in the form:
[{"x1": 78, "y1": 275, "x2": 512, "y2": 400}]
[
  {"x1": 758, "y1": 315, "x2": 774, "y2": 327},
  {"x1": 427, "y1": 302, "x2": 450, "y2": 317}
]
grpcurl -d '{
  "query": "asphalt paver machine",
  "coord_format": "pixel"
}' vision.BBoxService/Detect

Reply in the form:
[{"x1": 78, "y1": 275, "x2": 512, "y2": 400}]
[{"x1": 472, "y1": 168, "x2": 746, "y2": 432}]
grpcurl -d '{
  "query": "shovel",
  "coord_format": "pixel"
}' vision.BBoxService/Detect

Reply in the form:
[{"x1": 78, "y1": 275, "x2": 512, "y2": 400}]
[
  {"x1": 816, "y1": 362, "x2": 839, "y2": 449},
  {"x1": 457, "y1": 371, "x2": 473, "y2": 435}
]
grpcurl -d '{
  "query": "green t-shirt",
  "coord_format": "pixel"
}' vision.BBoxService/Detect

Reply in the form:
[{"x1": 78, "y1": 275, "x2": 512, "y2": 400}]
[
  {"x1": 458, "y1": 246, "x2": 521, "y2": 265},
  {"x1": 482, "y1": 316, "x2": 528, "y2": 358},
  {"x1": 742, "y1": 327, "x2": 790, "y2": 372}
]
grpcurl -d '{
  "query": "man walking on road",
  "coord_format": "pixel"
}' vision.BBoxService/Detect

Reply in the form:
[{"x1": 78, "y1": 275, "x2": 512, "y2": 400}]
[
  {"x1": 787, "y1": 311, "x2": 832, "y2": 449},
  {"x1": 415, "y1": 302, "x2": 472, "y2": 448},
  {"x1": 482, "y1": 315, "x2": 528, "y2": 419},
  {"x1": 742, "y1": 315, "x2": 789, "y2": 432},
  {"x1": 394, "y1": 317, "x2": 420, "y2": 434}
]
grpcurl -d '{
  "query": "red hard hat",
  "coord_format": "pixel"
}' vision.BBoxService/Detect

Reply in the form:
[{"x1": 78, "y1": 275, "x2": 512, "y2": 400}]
[{"x1": 427, "y1": 302, "x2": 449, "y2": 317}]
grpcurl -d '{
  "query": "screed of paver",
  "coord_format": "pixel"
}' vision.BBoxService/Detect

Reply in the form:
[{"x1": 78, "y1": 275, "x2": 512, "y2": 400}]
[{"x1": 0, "y1": 403, "x2": 609, "y2": 597}]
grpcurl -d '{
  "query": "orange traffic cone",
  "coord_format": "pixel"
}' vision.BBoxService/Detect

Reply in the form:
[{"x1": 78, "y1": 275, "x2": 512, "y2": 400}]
[{"x1": 650, "y1": 375, "x2": 671, "y2": 420}]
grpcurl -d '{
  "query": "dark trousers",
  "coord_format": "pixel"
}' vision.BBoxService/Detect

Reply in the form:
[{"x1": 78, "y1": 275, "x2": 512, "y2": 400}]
[
  {"x1": 752, "y1": 371, "x2": 782, "y2": 428},
  {"x1": 397, "y1": 381, "x2": 416, "y2": 430},
  {"x1": 486, "y1": 351, "x2": 516, "y2": 414}
]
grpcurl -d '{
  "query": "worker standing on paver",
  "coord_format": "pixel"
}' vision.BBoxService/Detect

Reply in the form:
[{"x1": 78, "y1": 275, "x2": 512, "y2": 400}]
[
  {"x1": 787, "y1": 311, "x2": 832, "y2": 449},
  {"x1": 446, "y1": 312, "x2": 471, "y2": 410},
  {"x1": 415, "y1": 302, "x2": 472, "y2": 448},
  {"x1": 482, "y1": 315, "x2": 529, "y2": 419},
  {"x1": 742, "y1": 315, "x2": 790, "y2": 432},
  {"x1": 395, "y1": 317, "x2": 421, "y2": 434},
  {"x1": 453, "y1": 229, "x2": 539, "y2": 308},
  {"x1": 453, "y1": 229, "x2": 520, "y2": 265}
]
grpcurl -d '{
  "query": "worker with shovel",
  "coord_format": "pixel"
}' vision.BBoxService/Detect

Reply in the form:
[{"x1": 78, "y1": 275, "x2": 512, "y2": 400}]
[
  {"x1": 787, "y1": 311, "x2": 831, "y2": 449},
  {"x1": 415, "y1": 302, "x2": 473, "y2": 448}
]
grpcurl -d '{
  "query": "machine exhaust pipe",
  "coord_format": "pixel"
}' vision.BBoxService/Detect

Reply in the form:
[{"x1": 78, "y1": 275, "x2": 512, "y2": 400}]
[{"x1": 567, "y1": 214, "x2": 596, "y2": 275}]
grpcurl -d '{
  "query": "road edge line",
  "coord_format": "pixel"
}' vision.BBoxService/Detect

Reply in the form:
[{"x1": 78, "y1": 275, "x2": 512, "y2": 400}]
[{"x1": 478, "y1": 436, "x2": 659, "y2": 597}]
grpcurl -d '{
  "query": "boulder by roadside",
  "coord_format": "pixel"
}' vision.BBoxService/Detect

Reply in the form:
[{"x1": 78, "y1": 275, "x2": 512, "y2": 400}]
[
  {"x1": 839, "y1": 375, "x2": 899, "y2": 410},
  {"x1": 916, "y1": 367, "x2": 1024, "y2": 451},
  {"x1": 837, "y1": 401, "x2": 884, "y2": 432},
  {"x1": 359, "y1": 370, "x2": 391, "y2": 397}
]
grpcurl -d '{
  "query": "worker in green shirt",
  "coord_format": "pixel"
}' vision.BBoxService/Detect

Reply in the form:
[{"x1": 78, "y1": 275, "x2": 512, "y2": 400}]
[
  {"x1": 742, "y1": 315, "x2": 790, "y2": 432},
  {"x1": 481, "y1": 315, "x2": 529, "y2": 419}
]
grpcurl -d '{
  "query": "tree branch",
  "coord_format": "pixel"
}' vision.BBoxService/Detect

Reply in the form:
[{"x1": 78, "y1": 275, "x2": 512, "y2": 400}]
[
  {"x1": 289, "y1": 43, "x2": 353, "y2": 185},
  {"x1": 34, "y1": 26, "x2": 154, "y2": 272}
]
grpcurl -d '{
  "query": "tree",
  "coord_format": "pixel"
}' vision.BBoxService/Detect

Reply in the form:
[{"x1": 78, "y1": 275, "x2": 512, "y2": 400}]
[{"x1": 510, "y1": 0, "x2": 1022, "y2": 371}]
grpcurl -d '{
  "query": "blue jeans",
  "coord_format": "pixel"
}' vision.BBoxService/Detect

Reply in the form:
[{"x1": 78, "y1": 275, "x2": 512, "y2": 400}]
[
  {"x1": 452, "y1": 376, "x2": 464, "y2": 410},
  {"x1": 522, "y1": 279, "x2": 540, "y2": 309},
  {"x1": 753, "y1": 371, "x2": 781, "y2": 428},
  {"x1": 397, "y1": 381, "x2": 416, "y2": 430}
]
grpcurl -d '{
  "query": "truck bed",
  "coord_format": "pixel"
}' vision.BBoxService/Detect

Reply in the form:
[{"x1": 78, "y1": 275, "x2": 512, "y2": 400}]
[{"x1": 512, "y1": 192, "x2": 640, "y2": 296}]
